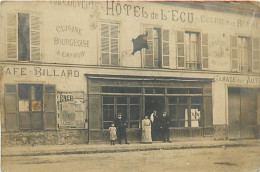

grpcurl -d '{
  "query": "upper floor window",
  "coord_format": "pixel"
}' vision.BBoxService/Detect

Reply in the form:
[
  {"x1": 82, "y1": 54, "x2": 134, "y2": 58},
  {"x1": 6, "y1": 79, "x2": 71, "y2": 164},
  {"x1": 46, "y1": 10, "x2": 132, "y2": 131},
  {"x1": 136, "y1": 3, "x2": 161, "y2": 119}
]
[
  {"x1": 100, "y1": 22, "x2": 119, "y2": 66},
  {"x1": 7, "y1": 12, "x2": 41, "y2": 61},
  {"x1": 177, "y1": 31, "x2": 208, "y2": 70},
  {"x1": 231, "y1": 36, "x2": 260, "y2": 73},
  {"x1": 144, "y1": 26, "x2": 169, "y2": 68}
]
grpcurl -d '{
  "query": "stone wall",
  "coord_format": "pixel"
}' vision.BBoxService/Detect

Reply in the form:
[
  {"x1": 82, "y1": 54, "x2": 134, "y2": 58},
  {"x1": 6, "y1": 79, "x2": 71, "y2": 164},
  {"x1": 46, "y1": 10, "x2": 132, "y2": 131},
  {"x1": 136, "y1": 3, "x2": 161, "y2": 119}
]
[
  {"x1": 213, "y1": 125, "x2": 228, "y2": 140},
  {"x1": 2, "y1": 129, "x2": 88, "y2": 146}
]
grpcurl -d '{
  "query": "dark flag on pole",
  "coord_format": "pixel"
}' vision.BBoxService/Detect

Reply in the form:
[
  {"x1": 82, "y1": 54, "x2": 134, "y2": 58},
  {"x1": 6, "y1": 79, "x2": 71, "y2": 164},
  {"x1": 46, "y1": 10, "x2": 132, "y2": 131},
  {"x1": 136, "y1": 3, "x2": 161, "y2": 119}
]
[{"x1": 131, "y1": 32, "x2": 149, "y2": 55}]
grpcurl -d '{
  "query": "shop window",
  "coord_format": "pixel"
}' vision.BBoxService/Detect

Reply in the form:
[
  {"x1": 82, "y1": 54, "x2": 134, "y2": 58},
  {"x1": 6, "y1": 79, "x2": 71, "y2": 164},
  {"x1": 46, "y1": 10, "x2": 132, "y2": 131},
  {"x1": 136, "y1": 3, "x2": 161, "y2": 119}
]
[
  {"x1": 231, "y1": 36, "x2": 260, "y2": 72},
  {"x1": 177, "y1": 31, "x2": 208, "y2": 70},
  {"x1": 168, "y1": 96, "x2": 203, "y2": 128},
  {"x1": 144, "y1": 26, "x2": 169, "y2": 68},
  {"x1": 100, "y1": 22, "x2": 119, "y2": 66},
  {"x1": 7, "y1": 12, "x2": 41, "y2": 61},
  {"x1": 102, "y1": 96, "x2": 141, "y2": 129}
]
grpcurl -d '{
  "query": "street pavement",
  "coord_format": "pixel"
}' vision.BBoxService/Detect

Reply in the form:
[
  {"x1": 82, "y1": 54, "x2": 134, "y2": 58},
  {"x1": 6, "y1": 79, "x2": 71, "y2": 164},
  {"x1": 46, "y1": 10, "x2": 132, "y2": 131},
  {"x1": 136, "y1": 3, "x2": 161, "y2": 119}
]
[
  {"x1": 2, "y1": 145, "x2": 260, "y2": 172},
  {"x1": 2, "y1": 138, "x2": 260, "y2": 157}
]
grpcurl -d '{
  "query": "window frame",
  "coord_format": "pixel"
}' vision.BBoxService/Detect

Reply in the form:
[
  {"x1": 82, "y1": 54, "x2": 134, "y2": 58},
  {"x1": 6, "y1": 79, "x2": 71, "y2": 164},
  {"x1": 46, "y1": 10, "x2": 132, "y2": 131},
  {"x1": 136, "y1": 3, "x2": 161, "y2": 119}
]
[
  {"x1": 143, "y1": 24, "x2": 170, "y2": 69},
  {"x1": 101, "y1": 95, "x2": 141, "y2": 130},
  {"x1": 99, "y1": 21, "x2": 120, "y2": 66},
  {"x1": 6, "y1": 11, "x2": 42, "y2": 62}
]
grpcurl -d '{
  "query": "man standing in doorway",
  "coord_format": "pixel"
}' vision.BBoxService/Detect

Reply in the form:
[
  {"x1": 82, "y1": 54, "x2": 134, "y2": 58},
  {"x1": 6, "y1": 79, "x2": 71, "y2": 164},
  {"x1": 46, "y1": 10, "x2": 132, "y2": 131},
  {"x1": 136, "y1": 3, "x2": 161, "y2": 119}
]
[
  {"x1": 114, "y1": 113, "x2": 130, "y2": 144},
  {"x1": 160, "y1": 110, "x2": 171, "y2": 143},
  {"x1": 150, "y1": 110, "x2": 160, "y2": 141}
]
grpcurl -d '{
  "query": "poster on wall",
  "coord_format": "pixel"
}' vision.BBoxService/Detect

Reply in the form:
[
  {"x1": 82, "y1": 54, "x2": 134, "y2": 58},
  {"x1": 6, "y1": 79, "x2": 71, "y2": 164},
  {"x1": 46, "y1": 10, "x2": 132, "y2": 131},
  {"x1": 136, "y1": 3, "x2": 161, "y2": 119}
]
[{"x1": 57, "y1": 92, "x2": 86, "y2": 128}]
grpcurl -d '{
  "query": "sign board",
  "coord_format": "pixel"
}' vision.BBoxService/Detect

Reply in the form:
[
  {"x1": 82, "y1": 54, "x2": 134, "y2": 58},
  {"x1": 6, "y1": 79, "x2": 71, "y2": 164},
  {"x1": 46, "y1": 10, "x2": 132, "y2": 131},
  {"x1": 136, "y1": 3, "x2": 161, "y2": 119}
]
[{"x1": 57, "y1": 92, "x2": 86, "y2": 128}]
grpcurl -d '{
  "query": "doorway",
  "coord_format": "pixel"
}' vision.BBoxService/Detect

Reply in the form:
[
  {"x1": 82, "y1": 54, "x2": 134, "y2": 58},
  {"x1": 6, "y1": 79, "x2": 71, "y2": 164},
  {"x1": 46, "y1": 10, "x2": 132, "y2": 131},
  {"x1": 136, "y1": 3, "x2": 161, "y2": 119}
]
[
  {"x1": 145, "y1": 96, "x2": 165, "y2": 117},
  {"x1": 228, "y1": 88, "x2": 258, "y2": 139}
]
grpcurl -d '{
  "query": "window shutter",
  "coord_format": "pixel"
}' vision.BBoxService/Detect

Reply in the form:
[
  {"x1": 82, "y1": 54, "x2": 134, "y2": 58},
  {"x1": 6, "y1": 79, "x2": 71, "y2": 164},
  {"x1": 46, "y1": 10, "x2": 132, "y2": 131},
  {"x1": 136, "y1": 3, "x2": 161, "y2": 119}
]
[
  {"x1": 162, "y1": 29, "x2": 169, "y2": 68},
  {"x1": 4, "y1": 85, "x2": 18, "y2": 131},
  {"x1": 177, "y1": 31, "x2": 185, "y2": 68},
  {"x1": 252, "y1": 38, "x2": 260, "y2": 72},
  {"x1": 201, "y1": 34, "x2": 209, "y2": 69},
  {"x1": 30, "y1": 14, "x2": 41, "y2": 61},
  {"x1": 110, "y1": 24, "x2": 119, "y2": 66},
  {"x1": 101, "y1": 24, "x2": 110, "y2": 65},
  {"x1": 43, "y1": 85, "x2": 57, "y2": 129},
  {"x1": 144, "y1": 27, "x2": 154, "y2": 67},
  {"x1": 7, "y1": 13, "x2": 18, "y2": 61},
  {"x1": 231, "y1": 36, "x2": 239, "y2": 71}
]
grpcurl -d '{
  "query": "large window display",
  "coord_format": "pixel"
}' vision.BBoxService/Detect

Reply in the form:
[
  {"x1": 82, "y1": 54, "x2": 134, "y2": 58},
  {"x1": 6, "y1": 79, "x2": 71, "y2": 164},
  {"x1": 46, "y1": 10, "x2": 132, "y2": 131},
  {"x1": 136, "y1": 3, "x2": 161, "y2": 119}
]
[{"x1": 102, "y1": 96, "x2": 141, "y2": 129}]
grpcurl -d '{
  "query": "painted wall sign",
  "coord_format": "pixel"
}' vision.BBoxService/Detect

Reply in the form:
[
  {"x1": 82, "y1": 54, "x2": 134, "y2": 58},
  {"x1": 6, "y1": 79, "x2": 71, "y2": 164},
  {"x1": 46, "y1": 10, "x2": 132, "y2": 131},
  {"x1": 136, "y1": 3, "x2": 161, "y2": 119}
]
[
  {"x1": 57, "y1": 92, "x2": 86, "y2": 128},
  {"x1": 54, "y1": 24, "x2": 89, "y2": 58},
  {"x1": 0, "y1": 66, "x2": 80, "y2": 77},
  {"x1": 214, "y1": 75, "x2": 260, "y2": 85}
]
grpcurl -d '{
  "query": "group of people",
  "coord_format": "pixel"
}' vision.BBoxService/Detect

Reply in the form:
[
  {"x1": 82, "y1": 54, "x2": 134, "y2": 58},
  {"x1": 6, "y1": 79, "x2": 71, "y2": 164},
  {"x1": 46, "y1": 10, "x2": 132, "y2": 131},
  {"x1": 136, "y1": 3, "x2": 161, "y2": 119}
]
[{"x1": 108, "y1": 110, "x2": 171, "y2": 145}]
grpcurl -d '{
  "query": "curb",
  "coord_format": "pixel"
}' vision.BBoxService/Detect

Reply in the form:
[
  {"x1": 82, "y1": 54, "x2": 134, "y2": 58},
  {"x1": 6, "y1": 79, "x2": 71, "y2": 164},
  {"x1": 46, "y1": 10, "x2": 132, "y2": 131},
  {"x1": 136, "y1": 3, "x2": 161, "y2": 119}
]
[{"x1": 2, "y1": 143, "x2": 258, "y2": 157}]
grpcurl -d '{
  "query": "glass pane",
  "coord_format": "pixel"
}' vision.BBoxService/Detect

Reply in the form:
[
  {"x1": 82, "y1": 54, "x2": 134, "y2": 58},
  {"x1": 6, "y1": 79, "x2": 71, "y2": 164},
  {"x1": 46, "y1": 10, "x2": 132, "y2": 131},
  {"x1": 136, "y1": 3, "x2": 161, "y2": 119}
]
[
  {"x1": 130, "y1": 105, "x2": 140, "y2": 120},
  {"x1": 155, "y1": 88, "x2": 164, "y2": 94},
  {"x1": 168, "y1": 97, "x2": 177, "y2": 104},
  {"x1": 103, "y1": 105, "x2": 114, "y2": 121},
  {"x1": 191, "y1": 96, "x2": 203, "y2": 104},
  {"x1": 168, "y1": 88, "x2": 188, "y2": 94},
  {"x1": 117, "y1": 105, "x2": 127, "y2": 119},
  {"x1": 18, "y1": 84, "x2": 30, "y2": 100},
  {"x1": 145, "y1": 88, "x2": 153, "y2": 94},
  {"x1": 191, "y1": 107, "x2": 201, "y2": 127},
  {"x1": 130, "y1": 97, "x2": 140, "y2": 104},
  {"x1": 117, "y1": 97, "x2": 127, "y2": 104},
  {"x1": 189, "y1": 88, "x2": 202, "y2": 94},
  {"x1": 103, "y1": 97, "x2": 114, "y2": 104},
  {"x1": 179, "y1": 97, "x2": 188, "y2": 104},
  {"x1": 31, "y1": 85, "x2": 43, "y2": 101},
  {"x1": 102, "y1": 87, "x2": 110, "y2": 93},
  {"x1": 169, "y1": 105, "x2": 177, "y2": 120}
]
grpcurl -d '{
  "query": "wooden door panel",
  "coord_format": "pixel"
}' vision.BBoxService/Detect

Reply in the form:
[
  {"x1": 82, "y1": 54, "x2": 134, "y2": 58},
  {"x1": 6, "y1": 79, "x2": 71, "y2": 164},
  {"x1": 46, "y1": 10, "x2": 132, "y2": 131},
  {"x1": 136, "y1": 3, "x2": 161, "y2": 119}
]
[{"x1": 228, "y1": 88, "x2": 241, "y2": 139}]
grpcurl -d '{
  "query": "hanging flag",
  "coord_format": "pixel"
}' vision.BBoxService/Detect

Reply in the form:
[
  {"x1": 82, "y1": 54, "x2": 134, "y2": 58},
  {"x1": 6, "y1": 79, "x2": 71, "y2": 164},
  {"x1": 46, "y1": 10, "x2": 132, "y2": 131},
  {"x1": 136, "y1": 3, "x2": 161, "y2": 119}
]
[{"x1": 131, "y1": 32, "x2": 149, "y2": 55}]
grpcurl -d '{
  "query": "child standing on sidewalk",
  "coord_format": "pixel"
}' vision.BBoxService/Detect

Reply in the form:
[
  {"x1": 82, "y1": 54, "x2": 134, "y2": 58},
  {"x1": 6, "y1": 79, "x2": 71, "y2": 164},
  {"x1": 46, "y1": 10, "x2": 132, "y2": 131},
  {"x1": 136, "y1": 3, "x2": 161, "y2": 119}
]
[{"x1": 109, "y1": 123, "x2": 117, "y2": 145}]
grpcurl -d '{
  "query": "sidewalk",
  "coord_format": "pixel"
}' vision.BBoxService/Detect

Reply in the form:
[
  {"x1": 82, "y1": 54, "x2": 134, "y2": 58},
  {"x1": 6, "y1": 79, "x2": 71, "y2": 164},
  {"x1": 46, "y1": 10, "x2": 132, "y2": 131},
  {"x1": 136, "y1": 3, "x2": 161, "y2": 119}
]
[{"x1": 2, "y1": 139, "x2": 260, "y2": 157}]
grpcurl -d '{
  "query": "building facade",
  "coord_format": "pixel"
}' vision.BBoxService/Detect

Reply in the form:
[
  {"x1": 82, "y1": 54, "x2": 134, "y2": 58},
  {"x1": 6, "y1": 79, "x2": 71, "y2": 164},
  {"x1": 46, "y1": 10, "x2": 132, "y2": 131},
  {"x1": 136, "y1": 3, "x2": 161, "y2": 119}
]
[{"x1": 1, "y1": 1, "x2": 260, "y2": 145}]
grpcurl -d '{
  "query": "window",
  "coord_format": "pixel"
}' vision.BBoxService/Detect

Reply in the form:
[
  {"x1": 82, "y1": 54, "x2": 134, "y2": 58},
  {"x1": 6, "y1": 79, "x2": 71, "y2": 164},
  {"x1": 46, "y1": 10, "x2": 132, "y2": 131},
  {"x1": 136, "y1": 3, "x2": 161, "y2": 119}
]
[
  {"x1": 4, "y1": 84, "x2": 57, "y2": 131},
  {"x1": 231, "y1": 36, "x2": 260, "y2": 72},
  {"x1": 168, "y1": 96, "x2": 203, "y2": 128},
  {"x1": 144, "y1": 26, "x2": 169, "y2": 68},
  {"x1": 7, "y1": 12, "x2": 41, "y2": 61},
  {"x1": 177, "y1": 31, "x2": 208, "y2": 70},
  {"x1": 18, "y1": 84, "x2": 43, "y2": 130},
  {"x1": 102, "y1": 96, "x2": 141, "y2": 129},
  {"x1": 100, "y1": 22, "x2": 119, "y2": 65}
]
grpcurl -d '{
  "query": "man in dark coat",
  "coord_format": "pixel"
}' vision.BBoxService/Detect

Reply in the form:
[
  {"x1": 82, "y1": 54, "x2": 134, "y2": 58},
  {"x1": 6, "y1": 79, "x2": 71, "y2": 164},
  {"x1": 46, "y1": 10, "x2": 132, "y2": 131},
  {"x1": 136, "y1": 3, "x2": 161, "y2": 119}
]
[
  {"x1": 160, "y1": 110, "x2": 172, "y2": 143},
  {"x1": 114, "y1": 113, "x2": 129, "y2": 144},
  {"x1": 150, "y1": 110, "x2": 161, "y2": 141}
]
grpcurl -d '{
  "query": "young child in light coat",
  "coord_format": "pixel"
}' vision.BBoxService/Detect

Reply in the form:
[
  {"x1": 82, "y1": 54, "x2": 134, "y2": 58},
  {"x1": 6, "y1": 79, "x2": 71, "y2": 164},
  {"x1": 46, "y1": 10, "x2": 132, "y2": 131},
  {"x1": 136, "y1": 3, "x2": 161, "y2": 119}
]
[{"x1": 109, "y1": 123, "x2": 117, "y2": 145}]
